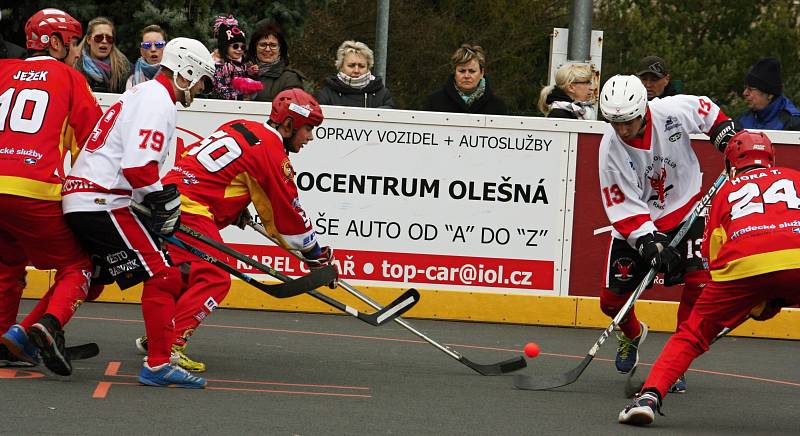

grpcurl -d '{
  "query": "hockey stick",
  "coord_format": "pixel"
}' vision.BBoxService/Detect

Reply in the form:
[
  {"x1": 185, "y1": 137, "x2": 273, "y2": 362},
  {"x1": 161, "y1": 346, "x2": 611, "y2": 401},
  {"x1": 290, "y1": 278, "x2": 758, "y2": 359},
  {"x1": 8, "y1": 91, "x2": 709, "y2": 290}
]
[
  {"x1": 247, "y1": 219, "x2": 527, "y2": 376},
  {"x1": 130, "y1": 202, "x2": 336, "y2": 299},
  {"x1": 66, "y1": 342, "x2": 100, "y2": 360},
  {"x1": 176, "y1": 224, "x2": 419, "y2": 326},
  {"x1": 623, "y1": 326, "x2": 734, "y2": 397},
  {"x1": 515, "y1": 172, "x2": 728, "y2": 390}
]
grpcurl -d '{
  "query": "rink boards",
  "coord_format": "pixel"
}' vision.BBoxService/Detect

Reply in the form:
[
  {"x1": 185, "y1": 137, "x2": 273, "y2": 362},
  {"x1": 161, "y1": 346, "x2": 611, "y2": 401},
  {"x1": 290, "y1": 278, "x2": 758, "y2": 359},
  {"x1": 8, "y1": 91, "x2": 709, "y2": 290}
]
[{"x1": 22, "y1": 95, "x2": 799, "y2": 339}]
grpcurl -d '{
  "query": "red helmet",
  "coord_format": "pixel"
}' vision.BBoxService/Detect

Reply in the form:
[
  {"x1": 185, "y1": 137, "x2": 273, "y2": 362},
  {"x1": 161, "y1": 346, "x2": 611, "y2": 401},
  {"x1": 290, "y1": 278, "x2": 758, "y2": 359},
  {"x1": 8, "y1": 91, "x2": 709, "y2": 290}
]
[
  {"x1": 25, "y1": 9, "x2": 83, "y2": 51},
  {"x1": 725, "y1": 130, "x2": 775, "y2": 170},
  {"x1": 270, "y1": 89, "x2": 324, "y2": 130}
]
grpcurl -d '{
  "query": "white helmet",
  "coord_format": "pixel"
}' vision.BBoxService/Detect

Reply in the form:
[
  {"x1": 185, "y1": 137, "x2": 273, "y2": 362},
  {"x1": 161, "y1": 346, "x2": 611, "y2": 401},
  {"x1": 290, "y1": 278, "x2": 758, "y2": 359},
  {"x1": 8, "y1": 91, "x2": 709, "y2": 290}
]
[
  {"x1": 600, "y1": 75, "x2": 648, "y2": 122},
  {"x1": 160, "y1": 37, "x2": 215, "y2": 107}
]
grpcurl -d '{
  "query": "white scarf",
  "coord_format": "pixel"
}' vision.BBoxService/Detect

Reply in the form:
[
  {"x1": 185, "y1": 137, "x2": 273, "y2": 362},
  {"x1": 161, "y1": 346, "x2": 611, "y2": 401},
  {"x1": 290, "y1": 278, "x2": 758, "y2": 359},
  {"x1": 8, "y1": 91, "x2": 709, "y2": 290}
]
[
  {"x1": 550, "y1": 101, "x2": 597, "y2": 120},
  {"x1": 337, "y1": 71, "x2": 375, "y2": 89}
]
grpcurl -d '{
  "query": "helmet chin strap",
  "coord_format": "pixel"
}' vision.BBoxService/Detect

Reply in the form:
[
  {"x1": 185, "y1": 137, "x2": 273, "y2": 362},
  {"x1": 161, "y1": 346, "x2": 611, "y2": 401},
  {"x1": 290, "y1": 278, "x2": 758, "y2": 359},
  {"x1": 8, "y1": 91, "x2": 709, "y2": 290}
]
[
  {"x1": 173, "y1": 70, "x2": 194, "y2": 108},
  {"x1": 283, "y1": 129, "x2": 298, "y2": 153}
]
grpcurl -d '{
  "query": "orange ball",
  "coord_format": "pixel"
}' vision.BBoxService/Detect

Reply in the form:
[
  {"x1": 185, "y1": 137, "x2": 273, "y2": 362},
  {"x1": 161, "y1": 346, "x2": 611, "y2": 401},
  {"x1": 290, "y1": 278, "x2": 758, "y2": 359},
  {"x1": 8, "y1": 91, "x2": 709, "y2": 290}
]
[{"x1": 524, "y1": 342, "x2": 540, "y2": 358}]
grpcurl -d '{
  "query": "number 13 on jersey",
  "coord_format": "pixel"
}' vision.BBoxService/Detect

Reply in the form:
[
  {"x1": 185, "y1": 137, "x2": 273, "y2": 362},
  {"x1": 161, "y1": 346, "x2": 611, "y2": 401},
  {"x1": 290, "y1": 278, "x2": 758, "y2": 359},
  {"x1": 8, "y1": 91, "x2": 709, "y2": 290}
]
[{"x1": 602, "y1": 184, "x2": 625, "y2": 207}]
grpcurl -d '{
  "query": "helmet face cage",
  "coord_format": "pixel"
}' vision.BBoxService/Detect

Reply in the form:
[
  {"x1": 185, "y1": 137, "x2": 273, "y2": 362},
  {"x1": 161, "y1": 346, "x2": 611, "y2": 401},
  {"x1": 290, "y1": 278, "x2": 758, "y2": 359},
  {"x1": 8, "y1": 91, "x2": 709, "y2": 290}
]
[
  {"x1": 725, "y1": 131, "x2": 775, "y2": 171},
  {"x1": 269, "y1": 89, "x2": 324, "y2": 130},
  {"x1": 161, "y1": 38, "x2": 215, "y2": 89},
  {"x1": 600, "y1": 75, "x2": 648, "y2": 122},
  {"x1": 25, "y1": 8, "x2": 82, "y2": 51}
]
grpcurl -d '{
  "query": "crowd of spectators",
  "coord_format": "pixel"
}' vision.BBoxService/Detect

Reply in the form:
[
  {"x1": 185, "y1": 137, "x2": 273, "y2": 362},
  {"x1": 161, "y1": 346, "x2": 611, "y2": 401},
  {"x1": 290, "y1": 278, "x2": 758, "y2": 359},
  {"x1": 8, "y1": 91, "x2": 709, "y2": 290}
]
[{"x1": 4, "y1": 12, "x2": 800, "y2": 131}]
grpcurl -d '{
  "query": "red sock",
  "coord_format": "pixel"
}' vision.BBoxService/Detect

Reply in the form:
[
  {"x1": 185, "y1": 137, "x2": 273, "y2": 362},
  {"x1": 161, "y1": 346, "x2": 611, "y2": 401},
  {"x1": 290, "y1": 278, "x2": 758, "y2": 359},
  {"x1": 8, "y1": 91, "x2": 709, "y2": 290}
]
[
  {"x1": 601, "y1": 288, "x2": 641, "y2": 338},
  {"x1": 141, "y1": 267, "x2": 183, "y2": 367}
]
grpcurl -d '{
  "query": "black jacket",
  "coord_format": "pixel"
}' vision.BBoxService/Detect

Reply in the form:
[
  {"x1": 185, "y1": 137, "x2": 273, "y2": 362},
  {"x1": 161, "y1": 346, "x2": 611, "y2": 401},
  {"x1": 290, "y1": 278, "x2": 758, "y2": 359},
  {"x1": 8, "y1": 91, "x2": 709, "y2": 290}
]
[
  {"x1": 544, "y1": 87, "x2": 578, "y2": 119},
  {"x1": 315, "y1": 75, "x2": 394, "y2": 108},
  {"x1": 423, "y1": 75, "x2": 507, "y2": 115},
  {"x1": 0, "y1": 35, "x2": 26, "y2": 60}
]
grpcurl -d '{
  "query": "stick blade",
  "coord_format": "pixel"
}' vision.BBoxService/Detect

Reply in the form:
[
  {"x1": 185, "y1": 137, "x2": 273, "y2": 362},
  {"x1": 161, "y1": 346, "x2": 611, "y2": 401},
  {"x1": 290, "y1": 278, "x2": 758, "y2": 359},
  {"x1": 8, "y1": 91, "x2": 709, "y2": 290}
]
[
  {"x1": 460, "y1": 355, "x2": 527, "y2": 376},
  {"x1": 269, "y1": 265, "x2": 338, "y2": 298},
  {"x1": 513, "y1": 354, "x2": 593, "y2": 390},
  {"x1": 66, "y1": 342, "x2": 100, "y2": 360},
  {"x1": 373, "y1": 288, "x2": 420, "y2": 325}
]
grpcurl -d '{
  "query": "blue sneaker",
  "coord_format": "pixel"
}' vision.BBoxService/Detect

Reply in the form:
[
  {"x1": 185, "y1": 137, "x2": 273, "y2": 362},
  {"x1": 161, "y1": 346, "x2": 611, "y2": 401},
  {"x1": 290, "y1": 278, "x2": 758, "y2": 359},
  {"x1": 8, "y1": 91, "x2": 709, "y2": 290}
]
[
  {"x1": 0, "y1": 324, "x2": 40, "y2": 365},
  {"x1": 615, "y1": 322, "x2": 648, "y2": 374},
  {"x1": 668, "y1": 374, "x2": 686, "y2": 393},
  {"x1": 619, "y1": 391, "x2": 663, "y2": 426},
  {"x1": 0, "y1": 343, "x2": 35, "y2": 367},
  {"x1": 139, "y1": 362, "x2": 206, "y2": 389}
]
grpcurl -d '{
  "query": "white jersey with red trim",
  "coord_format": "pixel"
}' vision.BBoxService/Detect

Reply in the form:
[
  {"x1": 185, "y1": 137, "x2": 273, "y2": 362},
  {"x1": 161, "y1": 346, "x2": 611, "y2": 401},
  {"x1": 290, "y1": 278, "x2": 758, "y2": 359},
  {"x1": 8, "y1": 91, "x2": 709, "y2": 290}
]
[
  {"x1": 63, "y1": 75, "x2": 177, "y2": 213},
  {"x1": 598, "y1": 94, "x2": 727, "y2": 247}
]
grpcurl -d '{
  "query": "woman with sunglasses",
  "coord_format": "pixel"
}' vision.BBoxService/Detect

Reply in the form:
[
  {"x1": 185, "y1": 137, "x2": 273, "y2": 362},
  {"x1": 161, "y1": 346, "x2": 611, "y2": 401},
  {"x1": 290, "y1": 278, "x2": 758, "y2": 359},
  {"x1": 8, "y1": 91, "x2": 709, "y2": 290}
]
[
  {"x1": 210, "y1": 15, "x2": 258, "y2": 100},
  {"x1": 75, "y1": 17, "x2": 131, "y2": 94},
  {"x1": 126, "y1": 25, "x2": 167, "y2": 90},
  {"x1": 537, "y1": 63, "x2": 597, "y2": 120},
  {"x1": 248, "y1": 21, "x2": 305, "y2": 102}
]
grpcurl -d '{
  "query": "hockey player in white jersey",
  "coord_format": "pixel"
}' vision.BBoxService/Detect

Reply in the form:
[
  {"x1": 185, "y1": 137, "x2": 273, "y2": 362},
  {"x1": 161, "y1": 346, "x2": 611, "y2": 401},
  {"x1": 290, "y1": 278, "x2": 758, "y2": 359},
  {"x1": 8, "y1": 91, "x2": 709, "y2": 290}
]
[
  {"x1": 596, "y1": 75, "x2": 737, "y2": 393},
  {"x1": 62, "y1": 37, "x2": 215, "y2": 388}
]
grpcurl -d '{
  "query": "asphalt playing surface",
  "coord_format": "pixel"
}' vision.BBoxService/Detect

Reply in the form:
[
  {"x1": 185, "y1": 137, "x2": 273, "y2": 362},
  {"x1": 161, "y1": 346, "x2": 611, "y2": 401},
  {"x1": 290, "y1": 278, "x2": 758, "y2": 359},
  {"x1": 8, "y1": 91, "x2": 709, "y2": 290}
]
[{"x1": 1, "y1": 300, "x2": 798, "y2": 435}]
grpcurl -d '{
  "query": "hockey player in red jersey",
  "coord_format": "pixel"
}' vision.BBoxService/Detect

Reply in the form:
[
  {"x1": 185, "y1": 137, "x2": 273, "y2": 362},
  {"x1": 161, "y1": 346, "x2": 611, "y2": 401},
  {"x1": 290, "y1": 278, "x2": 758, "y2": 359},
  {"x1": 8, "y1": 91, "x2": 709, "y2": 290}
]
[
  {"x1": 596, "y1": 75, "x2": 738, "y2": 392},
  {"x1": 61, "y1": 37, "x2": 215, "y2": 388},
  {"x1": 134, "y1": 88, "x2": 335, "y2": 371},
  {"x1": 0, "y1": 9, "x2": 102, "y2": 374},
  {"x1": 619, "y1": 130, "x2": 800, "y2": 426}
]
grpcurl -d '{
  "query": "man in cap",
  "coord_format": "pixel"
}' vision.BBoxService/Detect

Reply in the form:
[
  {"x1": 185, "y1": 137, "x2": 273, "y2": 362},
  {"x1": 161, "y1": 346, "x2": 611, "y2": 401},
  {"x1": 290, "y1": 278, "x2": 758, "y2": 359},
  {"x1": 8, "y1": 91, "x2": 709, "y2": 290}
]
[{"x1": 637, "y1": 55, "x2": 680, "y2": 100}]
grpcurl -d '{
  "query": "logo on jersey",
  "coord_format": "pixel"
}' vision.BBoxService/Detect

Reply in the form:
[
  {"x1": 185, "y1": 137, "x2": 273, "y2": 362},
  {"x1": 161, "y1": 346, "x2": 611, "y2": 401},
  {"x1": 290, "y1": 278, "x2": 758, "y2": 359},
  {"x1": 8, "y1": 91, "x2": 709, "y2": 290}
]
[
  {"x1": 664, "y1": 115, "x2": 682, "y2": 132},
  {"x1": 281, "y1": 158, "x2": 295, "y2": 183},
  {"x1": 647, "y1": 167, "x2": 673, "y2": 204},
  {"x1": 668, "y1": 132, "x2": 682, "y2": 142},
  {"x1": 24, "y1": 157, "x2": 37, "y2": 165},
  {"x1": 204, "y1": 297, "x2": 219, "y2": 312},
  {"x1": 613, "y1": 257, "x2": 635, "y2": 282}
]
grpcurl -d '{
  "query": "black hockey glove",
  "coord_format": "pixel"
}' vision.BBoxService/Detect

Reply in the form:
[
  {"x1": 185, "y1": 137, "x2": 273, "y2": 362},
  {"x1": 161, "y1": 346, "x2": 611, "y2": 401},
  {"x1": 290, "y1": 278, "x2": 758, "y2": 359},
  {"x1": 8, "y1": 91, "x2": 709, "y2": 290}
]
[
  {"x1": 303, "y1": 245, "x2": 338, "y2": 289},
  {"x1": 140, "y1": 184, "x2": 181, "y2": 237},
  {"x1": 709, "y1": 119, "x2": 739, "y2": 152},
  {"x1": 636, "y1": 232, "x2": 680, "y2": 274},
  {"x1": 233, "y1": 208, "x2": 253, "y2": 230}
]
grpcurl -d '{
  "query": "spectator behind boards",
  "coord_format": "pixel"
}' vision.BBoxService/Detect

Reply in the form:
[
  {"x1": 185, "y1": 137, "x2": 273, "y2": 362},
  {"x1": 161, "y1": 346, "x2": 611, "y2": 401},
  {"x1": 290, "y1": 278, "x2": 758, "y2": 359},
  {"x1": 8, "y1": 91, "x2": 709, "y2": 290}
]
[
  {"x1": 423, "y1": 44, "x2": 507, "y2": 115},
  {"x1": 636, "y1": 55, "x2": 680, "y2": 100},
  {"x1": 248, "y1": 21, "x2": 305, "y2": 102},
  {"x1": 0, "y1": 10, "x2": 26, "y2": 59},
  {"x1": 210, "y1": 15, "x2": 259, "y2": 100},
  {"x1": 126, "y1": 25, "x2": 167, "y2": 90},
  {"x1": 537, "y1": 63, "x2": 596, "y2": 119},
  {"x1": 75, "y1": 17, "x2": 131, "y2": 93},
  {"x1": 315, "y1": 40, "x2": 394, "y2": 108},
  {"x1": 737, "y1": 57, "x2": 800, "y2": 131}
]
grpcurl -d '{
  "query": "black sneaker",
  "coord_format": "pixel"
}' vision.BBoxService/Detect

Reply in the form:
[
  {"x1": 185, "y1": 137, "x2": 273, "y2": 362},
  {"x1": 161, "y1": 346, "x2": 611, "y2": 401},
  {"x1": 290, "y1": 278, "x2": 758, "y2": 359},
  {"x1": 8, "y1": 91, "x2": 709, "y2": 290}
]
[
  {"x1": 28, "y1": 314, "x2": 72, "y2": 376},
  {"x1": 618, "y1": 391, "x2": 663, "y2": 426}
]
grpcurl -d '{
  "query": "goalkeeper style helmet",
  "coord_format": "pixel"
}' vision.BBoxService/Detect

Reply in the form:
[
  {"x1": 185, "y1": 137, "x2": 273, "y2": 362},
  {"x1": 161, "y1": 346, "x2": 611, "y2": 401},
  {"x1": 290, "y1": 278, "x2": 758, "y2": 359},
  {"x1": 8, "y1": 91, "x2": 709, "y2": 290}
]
[{"x1": 600, "y1": 75, "x2": 648, "y2": 123}]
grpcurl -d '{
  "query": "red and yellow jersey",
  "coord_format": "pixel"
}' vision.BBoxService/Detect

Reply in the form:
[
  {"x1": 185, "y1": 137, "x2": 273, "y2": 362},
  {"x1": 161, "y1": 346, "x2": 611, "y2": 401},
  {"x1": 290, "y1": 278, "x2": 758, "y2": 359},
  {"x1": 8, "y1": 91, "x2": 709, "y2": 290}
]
[
  {"x1": 163, "y1": 119, "x2": 318, "y2": 251},
  {"x1": 702, "y1": 166, "x2": 800, "y2": 281},
  {"x1": 0, "y1": 56, "x2": 101, "y2": 201}
]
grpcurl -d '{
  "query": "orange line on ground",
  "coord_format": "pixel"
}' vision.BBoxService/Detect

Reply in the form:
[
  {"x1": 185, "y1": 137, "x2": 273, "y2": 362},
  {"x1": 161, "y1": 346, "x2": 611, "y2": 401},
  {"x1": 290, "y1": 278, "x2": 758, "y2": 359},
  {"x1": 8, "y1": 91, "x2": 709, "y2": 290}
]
[
  {"x1": 104, "y1": 361, "x2": 121, "y2": 376},
  {"x1": 106, "y1": 365, "x2": 370, "y2": 390},
  {"x1": 92, "y1": 381, "x2": 112, "y2": 398},
  {"x1": 70, "y1": 314, "x2": 800, "y2": 389},
  {"x1": 206, "y1": 386, "x2": 372, "y2": 398}
]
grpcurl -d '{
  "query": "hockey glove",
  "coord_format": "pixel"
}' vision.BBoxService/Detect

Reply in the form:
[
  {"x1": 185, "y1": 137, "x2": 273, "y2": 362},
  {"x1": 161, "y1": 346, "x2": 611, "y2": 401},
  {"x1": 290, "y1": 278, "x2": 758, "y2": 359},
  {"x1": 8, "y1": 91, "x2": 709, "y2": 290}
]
[
  {"x1": 303, "y1": 245, "x2": 338, "y2": 289},
  {"x1": 709, "y1": 119, "x2": 739, "y2": 152},
  {"x1": 233, "y1": 208, "x2": 253, "y2": 230},
  {"x1": 636, "y1": 232, "x2": 681, "y2": 274},
  {"x1": 140, "y1": 184, "x2": 181, "y2": 237}
]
